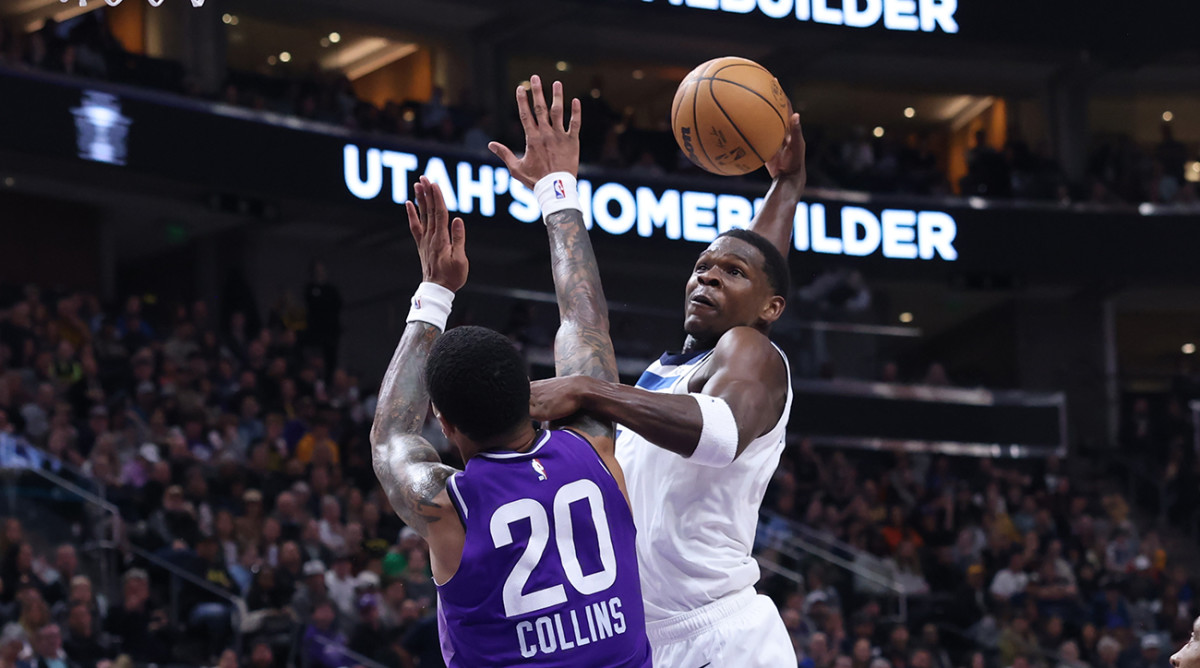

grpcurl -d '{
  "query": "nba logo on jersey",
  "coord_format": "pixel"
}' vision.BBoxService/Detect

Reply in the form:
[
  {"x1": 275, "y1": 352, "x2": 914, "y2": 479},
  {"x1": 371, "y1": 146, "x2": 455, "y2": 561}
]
[
  {"x1": 531, "y1": 459, "x2": 547, "y2": 481},
  {"x1": 412, "y1": 297, "x2": 422, "y2": 309},
  {"x1": 553, "y1": 180, "x2": 566, "y2": 199}
]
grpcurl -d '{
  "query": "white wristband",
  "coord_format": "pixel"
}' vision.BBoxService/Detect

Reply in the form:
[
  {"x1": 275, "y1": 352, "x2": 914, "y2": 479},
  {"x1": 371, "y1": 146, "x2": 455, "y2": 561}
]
[
  {"x1": 534, "y1": 172, "x2": 581, "y2": 221},
  {"x1": 406, "y1": 282, "x2": 455, "y2": 331},
  {"x1": 688, "y1": 393, "x2": 739, "y2": 468}
]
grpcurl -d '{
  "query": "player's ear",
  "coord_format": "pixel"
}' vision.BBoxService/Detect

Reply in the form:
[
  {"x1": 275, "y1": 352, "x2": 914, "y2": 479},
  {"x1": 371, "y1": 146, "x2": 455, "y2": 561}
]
[
  {"x1": 758, "y1": 295, "x2": 785, "y2": 326},
  {"x1": 432, "y1": 404, "x2": 453, "y2": 438}
]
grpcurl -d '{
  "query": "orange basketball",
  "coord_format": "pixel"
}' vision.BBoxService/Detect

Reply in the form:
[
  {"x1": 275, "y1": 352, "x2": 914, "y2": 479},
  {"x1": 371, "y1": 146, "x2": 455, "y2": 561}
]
[{"x1": 671, "y1": 56, "x2": 792, "y2": 176}]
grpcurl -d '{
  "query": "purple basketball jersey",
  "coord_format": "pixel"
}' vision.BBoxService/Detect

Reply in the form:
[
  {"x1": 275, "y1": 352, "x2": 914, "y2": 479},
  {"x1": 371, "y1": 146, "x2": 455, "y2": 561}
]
[{"x1": 437, "y1": 429, "x2": 652, "y2": 667}]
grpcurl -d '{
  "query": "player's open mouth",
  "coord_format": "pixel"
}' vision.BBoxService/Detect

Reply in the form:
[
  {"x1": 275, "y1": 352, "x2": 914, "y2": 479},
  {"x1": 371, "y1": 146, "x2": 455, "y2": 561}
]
[{"x1": 689, "y1": 294, "x2": 717, "y2": 309}]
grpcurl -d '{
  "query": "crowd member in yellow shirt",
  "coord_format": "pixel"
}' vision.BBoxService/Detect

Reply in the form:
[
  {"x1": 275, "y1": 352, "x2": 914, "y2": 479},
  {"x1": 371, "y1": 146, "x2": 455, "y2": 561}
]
[{"x1": 294, "y1": 417, "x2": 339, "y2": 465}]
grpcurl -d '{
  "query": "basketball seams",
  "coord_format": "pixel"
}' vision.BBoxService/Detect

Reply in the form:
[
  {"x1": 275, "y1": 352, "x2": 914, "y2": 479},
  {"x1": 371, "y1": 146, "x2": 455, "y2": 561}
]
[
  {"x1": 694, "y1": 74, "x2": 788, "y2": 130},
  {"x1": 690, "y1": 79, "x2": 720, "y2": 173},
  {"x1": 706, "y1": 77, "x2": 767, "y2": 170},
  {"x1": 674, "y1": 57, "x2": 790, "y2": 176},
  {"x1": 708, "y1": 58, "x2": 762, "y2": 78},
  {"x1": 671, "y1": 79, "x2": 695, "y2": 143}
]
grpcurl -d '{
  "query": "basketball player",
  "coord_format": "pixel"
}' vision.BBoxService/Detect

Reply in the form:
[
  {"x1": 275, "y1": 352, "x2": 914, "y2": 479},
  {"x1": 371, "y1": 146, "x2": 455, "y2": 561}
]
[
  {"x1": 514, "y1": 86, "x2": 808, "y2": 665},
  {"x1": 370, "y1": 132, "x2": 652, "y2": 664}
]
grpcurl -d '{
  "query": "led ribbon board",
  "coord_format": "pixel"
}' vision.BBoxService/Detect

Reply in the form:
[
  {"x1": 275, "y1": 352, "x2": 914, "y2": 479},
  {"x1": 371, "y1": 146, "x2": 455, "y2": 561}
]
[
  {"x1": 638, "y1": 0, "x2": 959, "y2": 33},
  {"x1": 343, "y1": 144, "x2": 959, "y2": 261}
]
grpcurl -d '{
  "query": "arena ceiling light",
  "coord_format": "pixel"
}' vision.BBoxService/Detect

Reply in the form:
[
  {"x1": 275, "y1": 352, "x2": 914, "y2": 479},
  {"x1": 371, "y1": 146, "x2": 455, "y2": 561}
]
[
  {"x1": 319, "y1": 39, "x2": 419, "y2": 81},
  {"x1": 1183, "y1": 343, "x2": 1196, "y2": 355}
]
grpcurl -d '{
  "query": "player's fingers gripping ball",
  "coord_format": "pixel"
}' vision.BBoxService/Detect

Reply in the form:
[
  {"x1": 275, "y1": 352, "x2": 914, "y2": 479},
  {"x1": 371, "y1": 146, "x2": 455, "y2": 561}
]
[{"x1": 672, "y1": 56, "x2": 792, "y2": 176}]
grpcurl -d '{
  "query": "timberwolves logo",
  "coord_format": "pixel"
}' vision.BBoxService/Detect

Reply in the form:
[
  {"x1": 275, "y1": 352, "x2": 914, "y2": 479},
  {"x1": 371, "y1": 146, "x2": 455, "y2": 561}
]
[{"x1": 71, "y1": 91, "x2": 131, "y2": 166}]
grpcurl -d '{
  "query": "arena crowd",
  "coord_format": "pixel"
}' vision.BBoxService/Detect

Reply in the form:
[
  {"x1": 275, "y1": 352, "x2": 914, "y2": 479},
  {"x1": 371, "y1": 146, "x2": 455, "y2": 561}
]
[{"x1": 0, "y1": 273, "x2": 1195, "y2": 668}]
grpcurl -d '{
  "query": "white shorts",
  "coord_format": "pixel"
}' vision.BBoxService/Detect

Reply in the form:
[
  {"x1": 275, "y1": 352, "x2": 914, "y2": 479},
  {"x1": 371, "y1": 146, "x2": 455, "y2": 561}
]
[{"x1": 647, "y1": 589, "x2": 795, "y2": 668}]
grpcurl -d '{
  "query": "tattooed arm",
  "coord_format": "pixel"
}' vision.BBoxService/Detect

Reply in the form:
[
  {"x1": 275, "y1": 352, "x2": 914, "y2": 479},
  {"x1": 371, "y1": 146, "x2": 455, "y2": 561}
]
[
  {"x1": 370, "y1": 177, "x2": 468, "y2": 553},
  {"x1": 370, "y1": 320, "x2": 457, "y2": 535},
  {"x1": 490, "y1": 75, "x2": 618, "y2": 450},
  {"x1": 546, "y1": 205, "x2": 618, "y2": 447}
]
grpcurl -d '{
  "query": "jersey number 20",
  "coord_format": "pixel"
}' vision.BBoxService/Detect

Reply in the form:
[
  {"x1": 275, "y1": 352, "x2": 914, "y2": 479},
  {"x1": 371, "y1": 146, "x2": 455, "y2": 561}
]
[{"x1": 489, "y1": 479, "x2": 618, "y2": 618}]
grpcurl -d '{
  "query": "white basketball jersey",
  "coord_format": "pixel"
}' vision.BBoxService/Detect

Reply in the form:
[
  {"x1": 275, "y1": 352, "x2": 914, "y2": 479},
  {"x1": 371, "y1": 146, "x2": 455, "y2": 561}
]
[{"x1": 615, "y1": 344, "x2": 793, "y2": 623}]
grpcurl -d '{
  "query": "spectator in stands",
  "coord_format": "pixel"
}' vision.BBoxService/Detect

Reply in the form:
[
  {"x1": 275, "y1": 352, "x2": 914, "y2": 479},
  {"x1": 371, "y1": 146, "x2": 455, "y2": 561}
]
[
  {"x1": 61, "y1": 602, "x2": 114, "y2": 668},
  {"x1": 1095, "y1": 636, "x2": 1122, "y2": 668},
  {"x1": 1030, "y1": 558, "x2": 1081, "y2": 622},
  {"x1": 991, "y1": 552, "x2": 1030, "y2": 606},
  {"x1": 301, "y1": 601, "x2": 349, "y2": 668},
  {"x1": 103, "y1": 570, "x2": 167, "y2": 664},
  {"x1": 347, "y1": 593, "x2": 394, "y2": 665},
  {"x1": 289, "y1": 560, "x2": 328, "y2": 622},
  {"x1": 275, "y1": 542, "x2": 304, "y2": 597},
  {"x1": 918, "y1": 625, "x2": 952, "y2": 668},
  {"x1": 883, "y1": 625, "x2": 911, "y2": 667},
  {"x1": 399, "y1": 549, "x2": 434, "y2": 608},
  {"x1": 998, "y1": 613, "x2": 1038, "y2": 667},
  {"x1": 1135, "y1": 634, "x2": 1170, "y2": 668},
  {"x1": 50, "y1": 577, "x2": 105, "y2": 630},
  {"x1": 851, "y1": 637, "x2": 874, "y2": 668},
  {"x1": 324, "y1": 554, "x2": 356, "y2": 618},
  {"x1": 1038, "y1": 616, "x2": 1066, "y2": 654},
  {"x1": 246, "y1": 641, "x2": 274, "y2": 668},
  {"x1": 0, "y1": 624, "x2": 27, "y2": 668},
  {"x1": 315, "y1": 496, "x2": 345, "y2": 553},
  {"x1": 806, "y1": 631, "x2": 834, "y2": 668},
  {"x1": 881, "y1": 506, "x2": 924, "y2": 553},
  {"x1": 1, "y1": 545, "x2": 44, "y2": 606},
  {"x1": 885, "y1": 540, "x2": 930, "y2": 596},
  {"x1": 1057, "y1": 640, "x2": 1085, "y2": 668},
  {"x1": 17, "y1": 622, "x2": 69, "y2": 668},
  {"x1": 147, "y1": 485, "x2": 200, "y2": 549}
]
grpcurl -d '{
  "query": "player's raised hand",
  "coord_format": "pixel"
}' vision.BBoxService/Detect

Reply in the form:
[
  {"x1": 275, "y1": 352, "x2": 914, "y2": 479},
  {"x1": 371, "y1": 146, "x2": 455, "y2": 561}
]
[
  {"x1": 407, "y1": 175, "x2": 468, "y2": 292},
  {"x1": 488, "y1": 74, "x2": 581, "y2": 189},
  {"x1": 766, "y1": 112, "x2": 806, "y2": 187}
]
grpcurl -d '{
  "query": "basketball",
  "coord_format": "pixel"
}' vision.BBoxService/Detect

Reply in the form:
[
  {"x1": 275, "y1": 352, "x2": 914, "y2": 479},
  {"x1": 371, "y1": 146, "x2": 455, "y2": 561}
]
[{"x1": 671, "y1": 56, "x2": 792, "y2": 176}]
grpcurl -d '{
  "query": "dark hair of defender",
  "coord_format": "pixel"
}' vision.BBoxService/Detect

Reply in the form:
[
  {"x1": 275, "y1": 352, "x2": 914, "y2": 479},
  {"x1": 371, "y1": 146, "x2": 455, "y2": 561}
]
[{"x1": 425, "y1": 326, "x2": 530, "y2": 442}]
